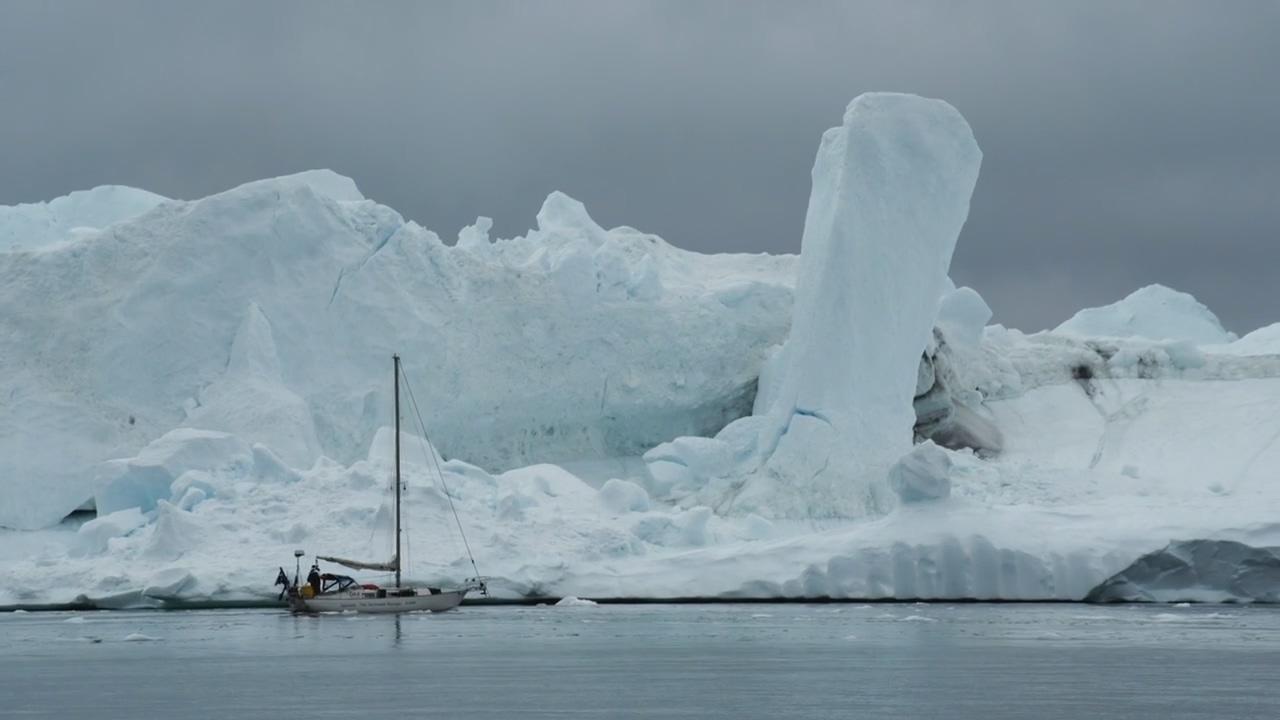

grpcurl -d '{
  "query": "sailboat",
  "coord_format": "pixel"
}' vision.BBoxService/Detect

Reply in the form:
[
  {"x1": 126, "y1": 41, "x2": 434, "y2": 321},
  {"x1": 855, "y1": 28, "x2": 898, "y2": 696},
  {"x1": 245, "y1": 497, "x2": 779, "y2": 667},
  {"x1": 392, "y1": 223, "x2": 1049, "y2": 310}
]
[{"x1": 275, "y1": 354, "x2": 485, "y2": 613}]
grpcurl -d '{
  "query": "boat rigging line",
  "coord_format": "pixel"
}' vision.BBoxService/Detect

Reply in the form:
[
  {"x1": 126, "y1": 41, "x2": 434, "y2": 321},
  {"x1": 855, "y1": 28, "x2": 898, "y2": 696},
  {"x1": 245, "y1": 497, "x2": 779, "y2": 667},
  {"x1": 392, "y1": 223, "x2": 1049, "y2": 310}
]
[{"x1": 398, "y1": 362, "x2": 484, "y2": 584}]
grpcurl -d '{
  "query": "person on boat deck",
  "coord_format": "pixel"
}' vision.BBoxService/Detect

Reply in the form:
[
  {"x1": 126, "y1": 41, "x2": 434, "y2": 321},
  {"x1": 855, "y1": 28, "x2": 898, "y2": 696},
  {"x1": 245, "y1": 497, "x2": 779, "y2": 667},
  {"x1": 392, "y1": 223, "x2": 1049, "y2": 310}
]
[{"x1": 307, "y1": 564, "x2": 321, "y2": 594}]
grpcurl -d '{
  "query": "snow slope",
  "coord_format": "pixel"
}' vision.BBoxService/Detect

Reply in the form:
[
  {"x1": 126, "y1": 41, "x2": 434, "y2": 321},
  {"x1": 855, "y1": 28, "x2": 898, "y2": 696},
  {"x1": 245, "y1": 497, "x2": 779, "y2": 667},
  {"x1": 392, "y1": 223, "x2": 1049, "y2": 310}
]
[
  {"x1": 1212, "y1": 323, "x2": 1280, "y2": 357},
  {"x1": 1, "y1": 93, "x2": 1278, "y2": 605},
  {"x1": 1054, "y1": 284, "x2": 1236, "y2": 344}
]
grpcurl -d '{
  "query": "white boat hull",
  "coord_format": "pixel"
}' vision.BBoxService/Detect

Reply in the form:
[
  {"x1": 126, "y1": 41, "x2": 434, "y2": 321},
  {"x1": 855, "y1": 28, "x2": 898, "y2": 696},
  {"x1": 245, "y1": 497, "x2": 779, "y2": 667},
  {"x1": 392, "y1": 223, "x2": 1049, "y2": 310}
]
[{"x1": 293, "y1": 588, "x2": 467, "y2": 614}]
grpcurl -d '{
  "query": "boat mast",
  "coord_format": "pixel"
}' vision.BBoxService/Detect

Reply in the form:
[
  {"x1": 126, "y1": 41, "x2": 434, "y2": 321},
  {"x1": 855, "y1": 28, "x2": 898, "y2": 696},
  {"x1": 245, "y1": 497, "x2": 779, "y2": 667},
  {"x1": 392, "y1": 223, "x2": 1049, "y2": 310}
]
[{"x1": 393, "y1": 353, "x2": 402, "y2": 589}]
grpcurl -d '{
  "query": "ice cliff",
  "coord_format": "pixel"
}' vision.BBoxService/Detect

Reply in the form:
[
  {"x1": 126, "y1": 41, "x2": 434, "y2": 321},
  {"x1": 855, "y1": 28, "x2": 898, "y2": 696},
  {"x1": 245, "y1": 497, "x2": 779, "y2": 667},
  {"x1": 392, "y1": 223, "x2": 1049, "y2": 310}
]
[
  {"x1": 2, "y1": 94, "x2": 1279, "y2": 606},
  {"x1": 0, "y1": 170, "x2": 792, "y2": 530}
]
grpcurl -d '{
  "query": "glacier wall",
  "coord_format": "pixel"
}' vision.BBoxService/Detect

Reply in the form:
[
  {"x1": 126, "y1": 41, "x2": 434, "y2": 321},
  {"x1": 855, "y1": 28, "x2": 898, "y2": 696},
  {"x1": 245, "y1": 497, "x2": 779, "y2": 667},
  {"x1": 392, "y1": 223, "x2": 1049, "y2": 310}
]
[{"x1": 0, "y1": 170, "x2": 794, "y2": 530}]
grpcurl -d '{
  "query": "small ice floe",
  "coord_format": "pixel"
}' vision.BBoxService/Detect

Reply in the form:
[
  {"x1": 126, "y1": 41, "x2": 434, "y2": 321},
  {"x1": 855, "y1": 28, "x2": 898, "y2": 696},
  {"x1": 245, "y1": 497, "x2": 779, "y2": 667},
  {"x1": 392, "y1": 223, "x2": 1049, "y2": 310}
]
[
  {"x1": 750, "y1": 613, "x2": 773, "y2": 618},
  {"x1": 64, "y1": 616, "x2": 88, "y2": 624},
  {"x1": 898, "y1": 615, "x2": 938, "y2": 623},
  {"x1": 124, "y1": 632, "x2": 161, "y2": 642},
  {"x1": 1150, "y1": 612, "x2": 1229, "y2": 622},
  {"x1": 843, "y1": 634, "x2": 858, "y2": 641},
  {"x1": 555, "y1": 596, "x2": 598, "y2": 608},
  {"x1": 11, "y1": 609, "x2": 28, "y2": 614},
  {"x1": 1173, "y1": 602, "x2": 1191, "y2": 608}
]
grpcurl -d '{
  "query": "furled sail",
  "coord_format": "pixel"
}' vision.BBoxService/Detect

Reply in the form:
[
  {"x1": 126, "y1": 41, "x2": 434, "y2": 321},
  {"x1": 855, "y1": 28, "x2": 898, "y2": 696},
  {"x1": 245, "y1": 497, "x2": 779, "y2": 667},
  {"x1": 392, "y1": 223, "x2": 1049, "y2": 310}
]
[{"x1": 317, "y1": 554, "x2": 399, "y2": 572}]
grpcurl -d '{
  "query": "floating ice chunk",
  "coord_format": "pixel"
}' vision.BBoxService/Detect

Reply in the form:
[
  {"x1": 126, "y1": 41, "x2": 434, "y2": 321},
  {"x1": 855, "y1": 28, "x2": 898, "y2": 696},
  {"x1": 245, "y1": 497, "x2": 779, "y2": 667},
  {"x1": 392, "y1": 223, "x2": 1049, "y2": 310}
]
[
  {"x1": 554, "y1": 596, "x2": 598, "y2": 607},
  {"x1": 1054, "y1": 284, "x2": 1235, "y2": 345},
  {"x1": 123, "y1": 633, "x2": 162, "y2": 642}
]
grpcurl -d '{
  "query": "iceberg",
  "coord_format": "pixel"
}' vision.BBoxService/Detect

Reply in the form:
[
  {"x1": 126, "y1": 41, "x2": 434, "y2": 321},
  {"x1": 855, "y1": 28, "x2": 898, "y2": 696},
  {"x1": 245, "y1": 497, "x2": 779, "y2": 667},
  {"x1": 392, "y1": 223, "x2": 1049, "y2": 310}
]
[
  {"x1": 2, "y1": 93, "x2": 1278, "y2": 606},
  {"x1": 644, "y1": 92, "x2": 982, "y2": 519}
]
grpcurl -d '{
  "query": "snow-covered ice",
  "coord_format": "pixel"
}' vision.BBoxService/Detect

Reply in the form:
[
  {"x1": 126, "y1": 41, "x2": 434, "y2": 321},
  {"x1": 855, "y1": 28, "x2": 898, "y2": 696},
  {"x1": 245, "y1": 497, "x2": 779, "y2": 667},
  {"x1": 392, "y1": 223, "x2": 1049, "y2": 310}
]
[
  {"x1": 1, "y1": 93, "x2": 1278, "y2": 606},
  {"x1": 1054, "y1": 284, "x2": 1237, "y2": 345}
]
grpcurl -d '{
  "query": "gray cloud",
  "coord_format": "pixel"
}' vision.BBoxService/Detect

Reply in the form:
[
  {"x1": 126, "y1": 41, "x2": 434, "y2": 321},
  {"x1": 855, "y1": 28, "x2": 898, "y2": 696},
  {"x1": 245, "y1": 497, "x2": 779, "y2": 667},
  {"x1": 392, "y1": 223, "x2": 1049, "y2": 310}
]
[{"x1": 2, "y1": 0, "x2": 1277, "y2": 333}]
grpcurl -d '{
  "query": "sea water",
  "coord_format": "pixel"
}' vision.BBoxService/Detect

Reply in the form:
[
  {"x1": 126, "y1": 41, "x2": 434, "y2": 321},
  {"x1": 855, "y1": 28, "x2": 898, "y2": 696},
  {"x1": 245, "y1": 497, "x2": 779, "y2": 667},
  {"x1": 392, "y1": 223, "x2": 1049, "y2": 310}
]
[{"x1": 1, "y1": 603, "x2": 1277, "y2": 718}]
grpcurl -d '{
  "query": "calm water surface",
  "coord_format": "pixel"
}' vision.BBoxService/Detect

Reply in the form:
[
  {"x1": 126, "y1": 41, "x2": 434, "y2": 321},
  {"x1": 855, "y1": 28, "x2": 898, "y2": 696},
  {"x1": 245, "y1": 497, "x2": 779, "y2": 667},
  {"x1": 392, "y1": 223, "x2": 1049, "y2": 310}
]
[{"x1": 2, "y1": 603, "x2": 1278, "y2": 719}]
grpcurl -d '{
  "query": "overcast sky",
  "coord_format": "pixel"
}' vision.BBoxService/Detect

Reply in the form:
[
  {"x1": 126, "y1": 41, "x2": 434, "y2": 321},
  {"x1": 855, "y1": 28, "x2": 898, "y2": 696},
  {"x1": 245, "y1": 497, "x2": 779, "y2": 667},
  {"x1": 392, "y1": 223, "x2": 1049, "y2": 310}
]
[{"x1": 2, "y1": 1, "x2": 1276, "y2": 333}]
